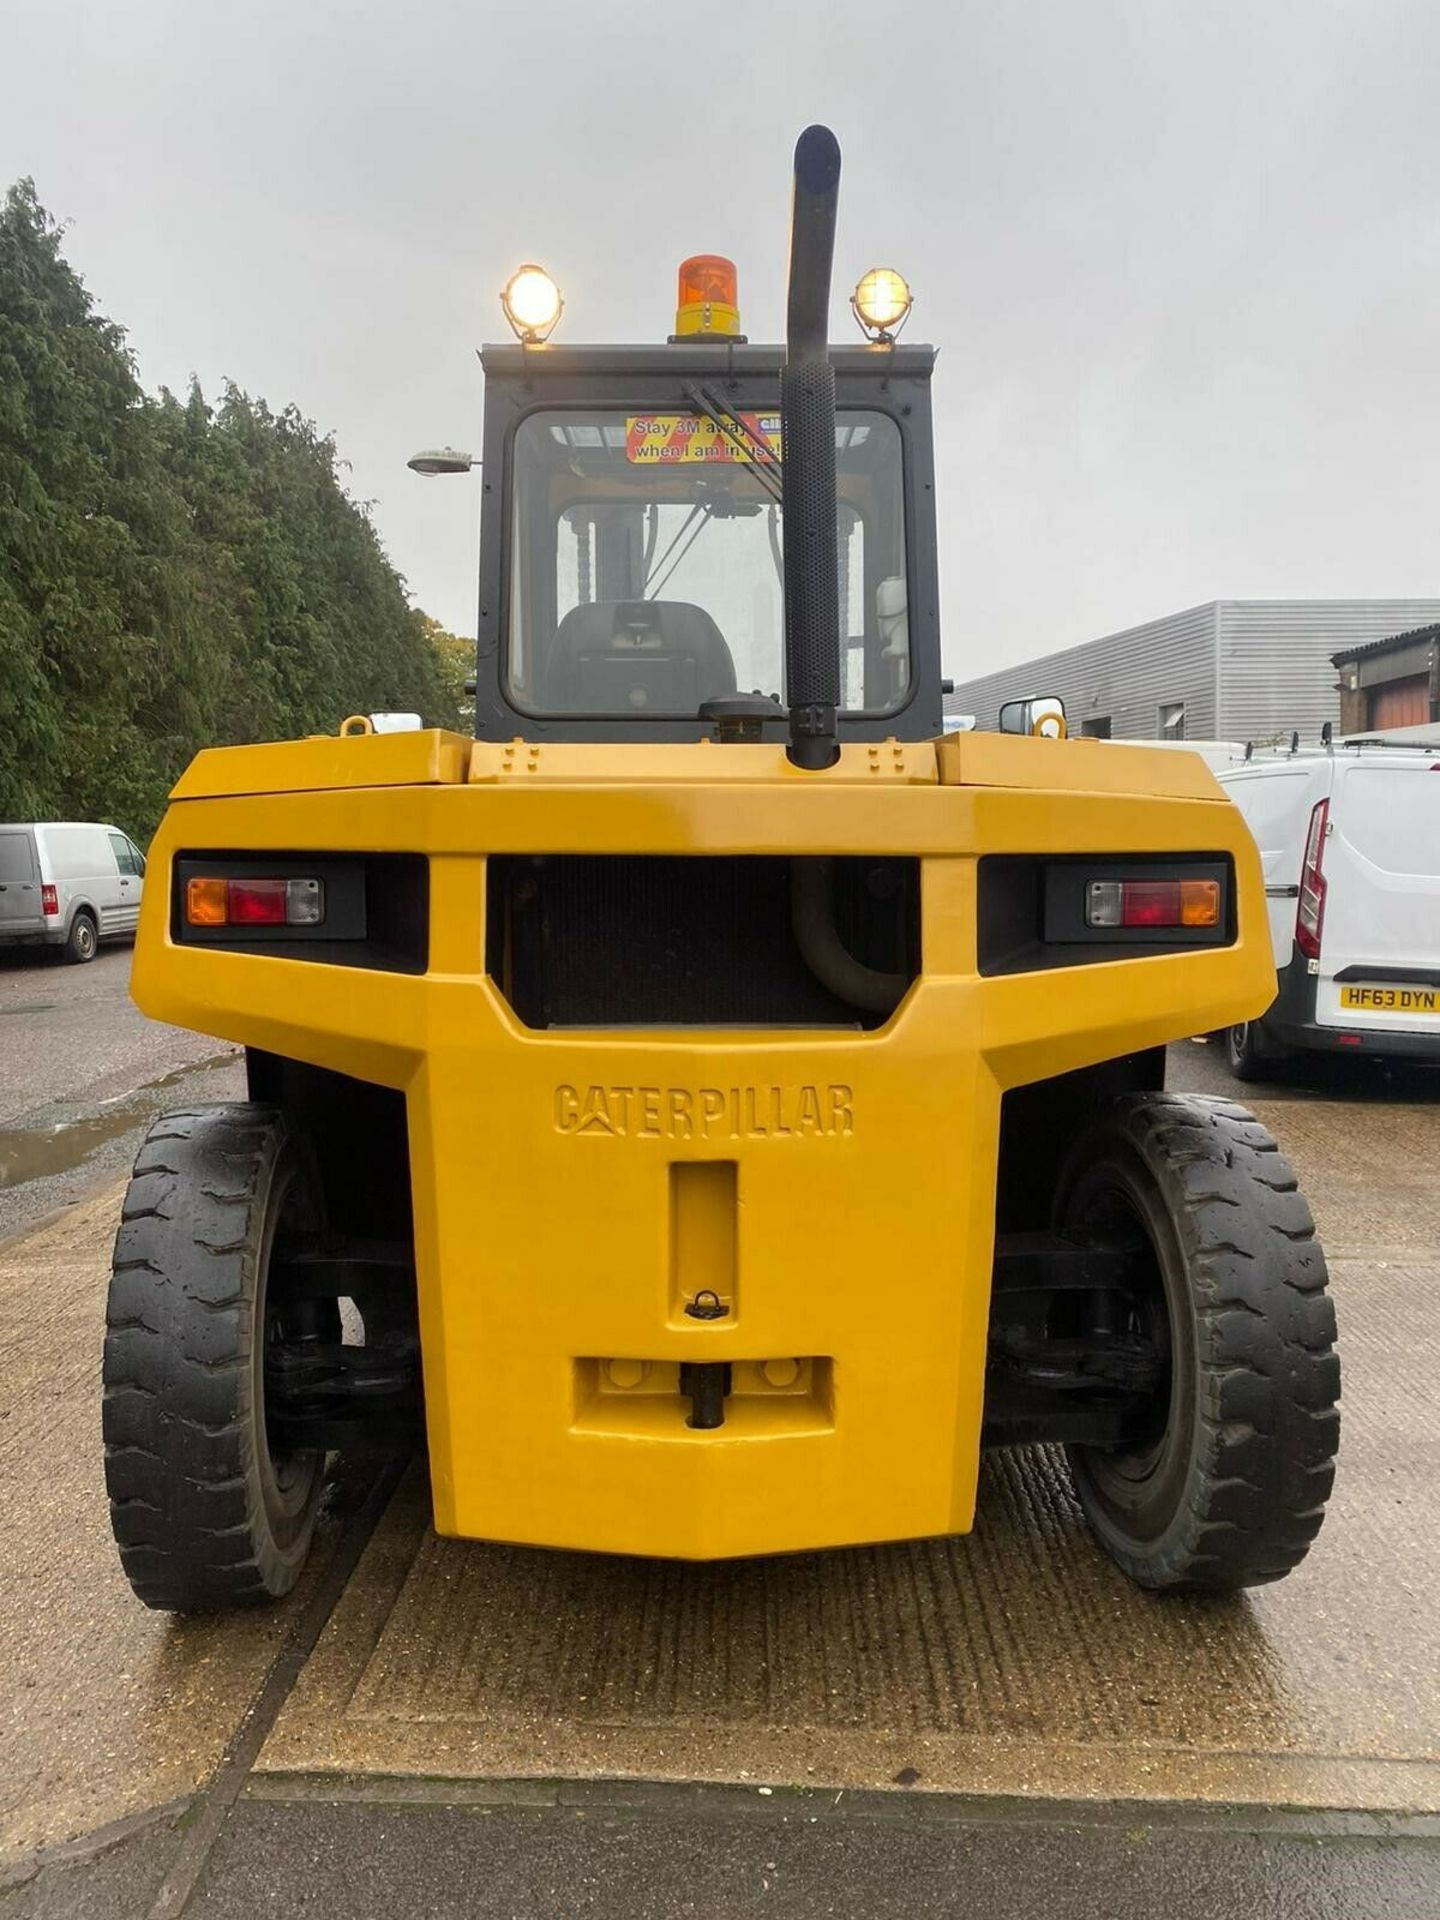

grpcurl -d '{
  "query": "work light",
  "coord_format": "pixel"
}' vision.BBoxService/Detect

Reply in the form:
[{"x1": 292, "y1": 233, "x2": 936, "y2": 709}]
[
  {"x1": 851, "y1": 267, "x2": 912, "y2": 341},
  {"x1": 501, "y1": 265, "x2": 563, "y2": 343}
]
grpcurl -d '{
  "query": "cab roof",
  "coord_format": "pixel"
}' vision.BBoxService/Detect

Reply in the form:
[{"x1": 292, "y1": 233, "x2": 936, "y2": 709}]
[{"x1": 478, "y1": 342, "x2": 937, "y2": 380}]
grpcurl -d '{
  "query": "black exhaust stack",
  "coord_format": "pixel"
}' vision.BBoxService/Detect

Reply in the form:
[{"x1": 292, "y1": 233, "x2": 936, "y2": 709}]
[{"x1": 782, "y1": 126, "x2": 842, "y2": 770}]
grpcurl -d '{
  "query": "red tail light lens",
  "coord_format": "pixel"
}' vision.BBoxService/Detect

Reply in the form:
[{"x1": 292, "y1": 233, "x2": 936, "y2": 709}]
[
  {"x1": 40, "y1": 884, "x2": 58, "y2": 916},
  {"x1": 1296, "y1": 798, "x2": 1329, "y2": 960},
  {"x1": 1120, "y1": 881, "x2": 1181, "y2": 927},
  {"x1": 228, "y1": 879, "x2": 288, "y2": 925}
]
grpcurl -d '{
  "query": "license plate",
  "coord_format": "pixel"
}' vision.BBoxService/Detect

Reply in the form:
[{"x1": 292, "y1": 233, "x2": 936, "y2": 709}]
[{"x1": 1338, "y1": 983, "x2": 1440, "y2": 1014}]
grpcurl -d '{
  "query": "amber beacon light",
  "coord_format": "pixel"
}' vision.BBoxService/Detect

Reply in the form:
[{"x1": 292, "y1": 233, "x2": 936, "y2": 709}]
[{"x1": 673, "y1": 255, "x2": 742, "y2": 339}]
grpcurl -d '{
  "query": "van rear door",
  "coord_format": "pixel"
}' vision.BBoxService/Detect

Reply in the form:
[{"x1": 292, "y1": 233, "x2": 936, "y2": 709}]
[
  {"x1": 1219, "y1": 762, "x2": 1327, "y2": 970},
  {"x1": 1316, "y1": 758, "x2": 1440, "y2": 1035},
  {"x1": 0, "y1": 829, "x2": 44, "y2": 936}
]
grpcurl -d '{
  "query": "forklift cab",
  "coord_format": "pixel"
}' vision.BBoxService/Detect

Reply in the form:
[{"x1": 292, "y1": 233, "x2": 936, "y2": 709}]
[{"x1": 471, "y1": 342, "x2": 946, "y2": 745}]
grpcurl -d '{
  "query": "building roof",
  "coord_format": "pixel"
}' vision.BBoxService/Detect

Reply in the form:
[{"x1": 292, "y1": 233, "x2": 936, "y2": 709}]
[{"x1": 1330, "y1": 622, "x2": 1440, "y2": 669}]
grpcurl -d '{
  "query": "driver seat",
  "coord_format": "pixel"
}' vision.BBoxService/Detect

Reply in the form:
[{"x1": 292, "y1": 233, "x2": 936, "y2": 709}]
[{"x1": 542, "y1": 600, "x2": 737, "y2": 714}]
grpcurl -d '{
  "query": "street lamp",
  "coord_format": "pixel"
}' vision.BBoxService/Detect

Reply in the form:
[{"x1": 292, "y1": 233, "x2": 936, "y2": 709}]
[{"x1": 407, "y1": 448, "x2": 475, "y2": 477}]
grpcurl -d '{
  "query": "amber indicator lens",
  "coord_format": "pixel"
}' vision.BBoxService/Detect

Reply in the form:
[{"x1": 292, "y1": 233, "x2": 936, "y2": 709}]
[
  {"x1": 184, "y1": 875, "x2": 326, "y2": 928},
  {"x1": 185, "y1": 877, "x2": 228, "y2": 926},
  {"x1": 1179, "y1": 878, "x2": 1221, "y2": 927},
  {"x1": 1086, "y1": 878, "x2": 1220, "y2": 930}
]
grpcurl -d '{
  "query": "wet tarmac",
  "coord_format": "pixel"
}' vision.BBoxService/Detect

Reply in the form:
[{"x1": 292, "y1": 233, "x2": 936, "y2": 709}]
[
  {"x1": 0, "y1": 1055, "x2": 241, "y2": 1192},
  {"x1": 0, "y1": 947, "x2": 242, "y2": 1239},
  {"x1": 1173, "y1": 1029, "x2": 1440, "y2": 1109},
  {"x1": 10, "y1": 1785, "x2": 1440, "y2": 1919}
]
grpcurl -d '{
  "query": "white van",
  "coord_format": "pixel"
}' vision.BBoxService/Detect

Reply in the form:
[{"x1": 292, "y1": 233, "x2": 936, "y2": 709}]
[
  {"x1": 1217, "y1": 738, "x2": 1440, "y2": 1077},
  {"x1": 0, "y1": 822, "x2": 147, "y2": 964}
]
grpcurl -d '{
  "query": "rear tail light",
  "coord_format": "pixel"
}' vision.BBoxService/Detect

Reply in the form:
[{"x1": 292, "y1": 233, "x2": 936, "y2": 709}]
[
  {"x1": 40, "y1": 884, "x2": 58, "y2": 917},
  {"x1": 1086, "y1": 877, "x2": 1220, "y2": 930},
  {"x1": 1296, "y1": 798, "x2": 1329, "y2": 960},
  {"x1": 184, "y1": 876, "x2": 325, "y2": 928}
]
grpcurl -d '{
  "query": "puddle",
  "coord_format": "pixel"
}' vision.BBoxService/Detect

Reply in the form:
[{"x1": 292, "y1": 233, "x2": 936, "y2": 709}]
[{"x1": 0, "y1": 1054, "x2": 238, "y2": 1190}]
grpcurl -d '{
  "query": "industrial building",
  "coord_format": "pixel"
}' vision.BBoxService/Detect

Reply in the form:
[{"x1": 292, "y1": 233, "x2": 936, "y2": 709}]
[
  {"x1": 946, "y1": 600, "x2": 1440, "y2": 744},
  {"x1": 1332, "y1": 622, "x2": 1440, "y2": 732}
]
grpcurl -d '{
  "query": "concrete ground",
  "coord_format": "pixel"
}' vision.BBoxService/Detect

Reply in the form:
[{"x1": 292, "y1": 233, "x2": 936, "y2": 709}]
[{"x1": 1, "y1": 956, "x2": 1437, "y2": 1913}]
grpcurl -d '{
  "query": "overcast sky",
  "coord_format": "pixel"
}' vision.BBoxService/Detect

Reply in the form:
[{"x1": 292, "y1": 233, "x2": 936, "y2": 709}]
[{"x1": 4, "y1": 0, "x2": 1437, "y2": 672}]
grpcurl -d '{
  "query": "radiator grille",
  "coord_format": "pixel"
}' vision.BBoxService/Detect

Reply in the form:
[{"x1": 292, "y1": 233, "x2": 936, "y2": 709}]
[{"x1": 486, "y1": 855, "x2": 918, "y2": 1029}]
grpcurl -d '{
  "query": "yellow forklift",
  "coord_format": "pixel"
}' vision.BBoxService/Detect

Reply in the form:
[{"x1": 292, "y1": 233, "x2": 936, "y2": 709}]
[{"x1": 104, "y1": 128, "x2": 1338, "y2": 1611}]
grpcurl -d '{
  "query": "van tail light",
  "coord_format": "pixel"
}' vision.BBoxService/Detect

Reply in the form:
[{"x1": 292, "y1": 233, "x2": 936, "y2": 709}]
[
  {"x1": 40, "y1": 884, "x2": 58, "y2": 916},
  {"x1": 1296, "y1": 798, "x2": 1329, "y2": 960}
]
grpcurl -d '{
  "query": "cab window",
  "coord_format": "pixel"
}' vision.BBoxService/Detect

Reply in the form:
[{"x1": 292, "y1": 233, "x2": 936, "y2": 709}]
[{"x1": 506, "y1": 409, "x2": 908, "y2": 719}]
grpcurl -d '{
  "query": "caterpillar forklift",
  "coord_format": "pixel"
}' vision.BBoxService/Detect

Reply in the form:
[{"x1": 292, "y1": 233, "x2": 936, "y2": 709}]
[{"x1": 104, "y1": 128, "x2": 1338, "y2": 1611}]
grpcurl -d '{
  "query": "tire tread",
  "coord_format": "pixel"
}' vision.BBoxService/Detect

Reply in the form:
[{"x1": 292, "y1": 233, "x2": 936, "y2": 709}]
[
  {"x1": 1066, "y1": 1092, "x2": 1340, "y2": 1592},
  {"x1": 102, "y1": 1102, "x2": 322, "y2": 1612}
]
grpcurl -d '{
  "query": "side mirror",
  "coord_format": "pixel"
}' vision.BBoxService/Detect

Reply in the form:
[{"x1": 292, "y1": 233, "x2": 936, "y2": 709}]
[{"x1": 998, "y1": 695, "x2": 1067, "y2": 739}]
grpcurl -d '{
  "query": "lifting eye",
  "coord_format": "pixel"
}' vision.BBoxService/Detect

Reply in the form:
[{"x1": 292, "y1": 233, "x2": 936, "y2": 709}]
[{"x1": 683, "y1": 1290, "x2": 729, "y2": 1322}]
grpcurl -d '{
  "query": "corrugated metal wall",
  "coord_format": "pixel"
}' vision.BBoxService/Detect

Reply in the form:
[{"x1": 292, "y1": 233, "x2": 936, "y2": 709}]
[
  {"x1": 1215, "y1": 600, "x2": 1440, "y2": 743},
  {"x1": 947, "y1": 599, "x2": 1440, "y2": 742},
  {"x1": 946, "y1": 602, "x2": 1219, "y2": 737}
]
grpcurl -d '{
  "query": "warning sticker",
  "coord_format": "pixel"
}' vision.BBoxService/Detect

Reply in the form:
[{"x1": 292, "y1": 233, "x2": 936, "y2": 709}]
[{"x1": 625, "y1": 413, "x2": 782, "y2": 465}]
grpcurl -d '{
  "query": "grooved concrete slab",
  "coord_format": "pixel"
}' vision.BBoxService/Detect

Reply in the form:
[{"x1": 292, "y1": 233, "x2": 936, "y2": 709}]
[
  {"x1": 259, "y1": 1249, "x2": 1440, "y2": 1811},
  {"x1": 0, "y1": 1184, "x2": 348, "y2": 1859}
]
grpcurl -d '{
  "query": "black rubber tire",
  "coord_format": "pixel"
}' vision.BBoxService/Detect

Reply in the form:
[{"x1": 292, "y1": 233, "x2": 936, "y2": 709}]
[
  {"x1": 103, "y1": 1104, "x2": 327, "y2": 1612},
  {"x1": 1057, "y1": 1093, "x2": 1339, "y2": 1592},
  {"x1": 1225, "y1": 1019, "x2": 1283, "y2": 1083},
  {"x1": 63, "y1": 911, "x2": 97, "y2": 964}
]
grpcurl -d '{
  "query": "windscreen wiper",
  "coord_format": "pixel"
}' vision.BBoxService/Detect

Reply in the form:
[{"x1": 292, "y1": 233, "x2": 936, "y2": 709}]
[
  {"x1": 643, "y1": 500, "x2": 712, "y2": 599},
  {"x1": 684, "y1": 384, "x2": 784, "y2": 504}
]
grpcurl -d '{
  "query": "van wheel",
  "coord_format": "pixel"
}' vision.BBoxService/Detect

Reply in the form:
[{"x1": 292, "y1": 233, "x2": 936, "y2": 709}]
[
  {"x1": 1057, "y1": 1094, "x2": 1339, "y2": 1591},
  {"x1": 1225, "y1": 1019, "x2": 1281, "y2": 1082},
  {"x1": 103, "y1": 1105, "x2": 328, "y2": 1612},
  {"x1": 64, "y1": 912, "x2": 97, "y2": 963}
]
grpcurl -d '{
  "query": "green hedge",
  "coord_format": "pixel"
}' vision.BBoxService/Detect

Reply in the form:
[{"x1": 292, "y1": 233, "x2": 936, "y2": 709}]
[{"x1": 0, "y1": 180, "x2": 462, "y2": 842}]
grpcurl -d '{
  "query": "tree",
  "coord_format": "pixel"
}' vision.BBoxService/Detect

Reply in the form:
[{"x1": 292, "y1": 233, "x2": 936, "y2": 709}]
[
  {"x1": 421, "y1": 615, "x2": 475, "y2": 732},
  {"x1": 0, "y1": 180, "x2": 463, "y2": 841}
]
